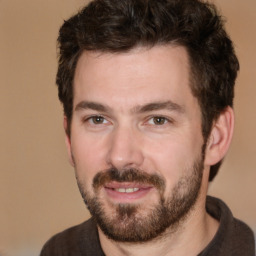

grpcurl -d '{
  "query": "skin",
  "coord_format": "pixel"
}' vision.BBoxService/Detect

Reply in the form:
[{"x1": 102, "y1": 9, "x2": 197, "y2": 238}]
[{"x1": 64, "y1": 45, "x2": 234, "y2": 256}]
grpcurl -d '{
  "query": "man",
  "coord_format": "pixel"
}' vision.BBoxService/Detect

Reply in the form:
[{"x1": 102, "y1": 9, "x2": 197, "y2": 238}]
[{"x1": 41, "y1": 0, "x2": 255, "y2": 255}]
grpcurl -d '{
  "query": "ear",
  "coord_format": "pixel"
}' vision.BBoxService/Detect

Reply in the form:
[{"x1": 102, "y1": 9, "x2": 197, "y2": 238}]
[
  {"x1": 204, "y1": 106, "x2": 234, "y2": 166},
  {"x1": 64, "y1": 116, "x2": 75, "y2": 167}
]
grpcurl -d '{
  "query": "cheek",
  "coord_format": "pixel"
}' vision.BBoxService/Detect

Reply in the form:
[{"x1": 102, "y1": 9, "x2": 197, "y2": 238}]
[
  {"x1": 144, "y1": 134, "x2": 203, "y2": 189},
  {"x1": 146, "y1": 141, "x2": 187, "y2": 178},
  {"x1": 71, "y1": 133, "x2": 108, "y2": 184}
]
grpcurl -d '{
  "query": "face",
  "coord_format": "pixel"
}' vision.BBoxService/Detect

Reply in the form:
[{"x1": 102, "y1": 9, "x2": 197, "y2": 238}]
[{"x1": 67, "y1": 45, "x2": 206, "y2": 242}]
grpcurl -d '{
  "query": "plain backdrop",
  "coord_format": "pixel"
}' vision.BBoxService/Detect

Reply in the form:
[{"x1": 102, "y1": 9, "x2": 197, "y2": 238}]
[{"x1": 0, "y1": 0, "x2": 255, "y2": 255}]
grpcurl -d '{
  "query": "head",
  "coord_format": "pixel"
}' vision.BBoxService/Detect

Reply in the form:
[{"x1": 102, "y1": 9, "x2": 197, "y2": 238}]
[
  {"x1": 56, "y1": 0, "x2": 239, "y2": 182},
  {"x1": 56, "y1": 0, "x2": 238, "y2": 243}
]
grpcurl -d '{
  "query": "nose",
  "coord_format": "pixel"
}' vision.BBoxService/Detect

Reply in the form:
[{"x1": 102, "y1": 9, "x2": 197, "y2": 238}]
[{"x1": 106, "y1": 125, "x2": 144, "y2": 170}]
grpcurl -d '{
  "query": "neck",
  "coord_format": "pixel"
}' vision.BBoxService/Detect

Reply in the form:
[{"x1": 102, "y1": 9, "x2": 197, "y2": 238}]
[{"x1": 98, "y1": 193, "x2": 219, "y2": 256}]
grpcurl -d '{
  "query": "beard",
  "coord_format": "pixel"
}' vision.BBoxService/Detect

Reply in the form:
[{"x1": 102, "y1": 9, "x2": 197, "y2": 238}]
[{"x1": 75, "y1": 157, "x2": 204, "y2": 243}]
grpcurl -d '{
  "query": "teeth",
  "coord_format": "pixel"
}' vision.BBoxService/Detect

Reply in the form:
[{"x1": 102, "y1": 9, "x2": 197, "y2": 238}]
[
  {"x1": 117, "y1": 188, "x2": 126, "y2": 193},
  {"x1": 115, "y1": 188, "x2": 139, "y2": 193}
]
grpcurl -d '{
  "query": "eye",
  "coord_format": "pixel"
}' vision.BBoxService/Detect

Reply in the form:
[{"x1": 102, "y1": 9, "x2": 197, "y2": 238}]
[
  {"x1": 148, "y1": 116, "x2": 169, "y2": 125},
  {"x1": 87, "y1": 115, "x2": 108, "y2": 125}
]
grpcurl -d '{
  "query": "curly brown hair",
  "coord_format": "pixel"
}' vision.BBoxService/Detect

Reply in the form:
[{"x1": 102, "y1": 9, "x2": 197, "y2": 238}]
[{"x1": 56, "y1": 0, "x2": 239, "y2": 181}]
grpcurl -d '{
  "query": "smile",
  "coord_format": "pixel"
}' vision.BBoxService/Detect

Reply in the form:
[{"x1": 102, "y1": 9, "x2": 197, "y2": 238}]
[{"x1": 103, "y1": 182, "x2": 154, "y2": 202}]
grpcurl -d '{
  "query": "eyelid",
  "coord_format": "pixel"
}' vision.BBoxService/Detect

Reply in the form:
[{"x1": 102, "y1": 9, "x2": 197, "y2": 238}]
[
  {"x1": 82, "y1": 114, "x2": 110, "y2": 125},
  {"x1": 145, "y1": 115, "x2": 174, "y2": 126}
]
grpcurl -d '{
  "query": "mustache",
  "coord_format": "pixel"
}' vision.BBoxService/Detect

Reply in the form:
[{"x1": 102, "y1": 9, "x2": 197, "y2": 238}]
[{"x1": 93, "y1": 168, "x2": 165, "y2": 192}]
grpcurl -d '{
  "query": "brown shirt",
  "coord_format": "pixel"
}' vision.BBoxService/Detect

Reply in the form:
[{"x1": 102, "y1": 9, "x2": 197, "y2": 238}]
[{"x1": 40, "y1": 196, "x2": 255, "y2": 256}]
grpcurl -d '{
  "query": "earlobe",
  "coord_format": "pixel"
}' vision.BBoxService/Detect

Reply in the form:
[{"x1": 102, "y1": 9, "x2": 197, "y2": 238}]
[
  {"x1": 64, "y1": 116, "x2": 75, "y2": 167},
  {"x1": 204, "y1": 106, "x2": 234, "y2": 166}
]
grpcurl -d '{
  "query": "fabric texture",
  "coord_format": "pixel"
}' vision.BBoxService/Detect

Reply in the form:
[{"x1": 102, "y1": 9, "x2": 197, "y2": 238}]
[
  {"x1": 40, "y1": 196, "x2": 255, "y2": 256},
  {"x1": 198, "y1": 196, "x2": 255, "y2": 256}
]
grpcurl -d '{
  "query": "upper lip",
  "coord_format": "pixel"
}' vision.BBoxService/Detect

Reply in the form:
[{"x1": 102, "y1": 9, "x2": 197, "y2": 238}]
[{"x1": 104, "y1": 182, "x2": 152, "y2": 190}]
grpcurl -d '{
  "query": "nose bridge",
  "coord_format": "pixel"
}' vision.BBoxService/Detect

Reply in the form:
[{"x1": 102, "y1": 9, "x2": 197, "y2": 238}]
[{"x1": 106, "y1": 123, "x2": 144, "y2": 170}]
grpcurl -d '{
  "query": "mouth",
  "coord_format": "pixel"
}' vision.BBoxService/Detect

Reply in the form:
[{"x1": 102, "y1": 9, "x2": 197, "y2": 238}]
[{"x1": 104, "y1": 182, "x2": 154, "y2": 202}]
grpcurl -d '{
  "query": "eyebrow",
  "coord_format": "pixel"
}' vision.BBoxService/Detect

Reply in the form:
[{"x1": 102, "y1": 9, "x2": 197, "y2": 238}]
[
  {"x1": 75, "y1": 100, "x2": 185, "y2": 114},
  {"x1": 75, "y1": 101, "x2": 111, "y2": 112},
  {"x1": 135, "y1": 101, "x2": 185, "y2": 114}
]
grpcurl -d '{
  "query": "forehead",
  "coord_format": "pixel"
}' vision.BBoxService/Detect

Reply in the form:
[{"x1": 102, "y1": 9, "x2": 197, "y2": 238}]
[{"x1": 73, "y1": 45, "x2": 195, "y2": 110}]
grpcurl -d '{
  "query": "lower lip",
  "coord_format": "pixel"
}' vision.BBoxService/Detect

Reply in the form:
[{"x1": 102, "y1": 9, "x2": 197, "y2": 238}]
[{"x1": 104, "y1": 187, "x2": 153, "y2": 202}]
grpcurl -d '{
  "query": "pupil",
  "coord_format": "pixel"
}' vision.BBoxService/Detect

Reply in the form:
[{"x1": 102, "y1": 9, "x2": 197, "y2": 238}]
[
  {"x1": 154, "y1": 117, "x2": 165, "y2": 125},
  {"x1": 94, "y1": 116, "x2": 103, "y2": 123}
]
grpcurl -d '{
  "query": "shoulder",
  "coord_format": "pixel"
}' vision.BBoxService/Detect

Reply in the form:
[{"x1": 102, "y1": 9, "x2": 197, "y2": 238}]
[
  {"x1": 40, "y1": 218, "x2": 104, "y2": 256},
  {"x1": 230, "y1": 218, "x2": 255, "y2": 254},
  {"x1": 202, "y1": 196, "x2": 255, "y2": 256}
]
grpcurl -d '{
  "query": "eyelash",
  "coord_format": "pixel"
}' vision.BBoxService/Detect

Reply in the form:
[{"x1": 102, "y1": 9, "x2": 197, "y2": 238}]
[
  {"x1": 83, "y1": 115, "x2": 109, "y2": 125},
  {"x1": 146, "y1": 116, "x2": 172, "y2": 126}
]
